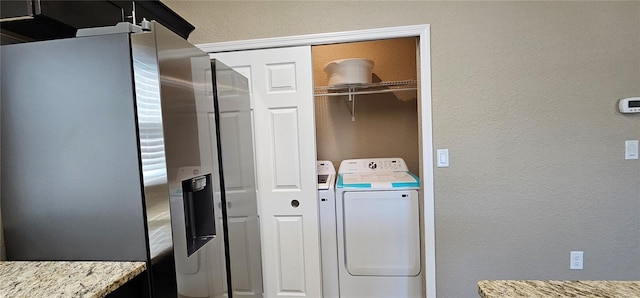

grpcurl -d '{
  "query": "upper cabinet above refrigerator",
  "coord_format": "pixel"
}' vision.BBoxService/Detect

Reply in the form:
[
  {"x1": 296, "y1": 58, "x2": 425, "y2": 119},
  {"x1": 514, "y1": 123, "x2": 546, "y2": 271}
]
[{"x1": 0, "y1": 0, "x2": 194, "y2": 44}]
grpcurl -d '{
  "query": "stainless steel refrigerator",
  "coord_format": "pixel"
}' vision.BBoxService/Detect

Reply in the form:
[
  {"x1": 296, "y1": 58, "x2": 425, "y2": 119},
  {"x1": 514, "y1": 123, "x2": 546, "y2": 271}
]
[{"x1": 0, "y1": 21, "x2": 263, "y2": 298}]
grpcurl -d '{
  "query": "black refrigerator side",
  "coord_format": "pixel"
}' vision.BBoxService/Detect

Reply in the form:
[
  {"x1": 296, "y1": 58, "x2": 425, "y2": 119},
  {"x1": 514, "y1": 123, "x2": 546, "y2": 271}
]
[
  {"x1": 0, "y1": 33, "x2": 149, "y2": 262},
  {"x1": 212, "y1": 59, "x2": 264, "y2": 298},
  {"x1": 147, "y1": 22, "x2": 229, "y2": 298}
]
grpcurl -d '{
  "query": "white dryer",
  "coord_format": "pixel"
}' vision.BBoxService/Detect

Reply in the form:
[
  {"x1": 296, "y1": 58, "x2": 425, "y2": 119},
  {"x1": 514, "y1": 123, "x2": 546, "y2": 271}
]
[
  {"x1": 317, "y1": 160, "x2": 340, "y2": 298},
  {"x1": 335, "y1": 158, "x2": 422, "y2": 298}
]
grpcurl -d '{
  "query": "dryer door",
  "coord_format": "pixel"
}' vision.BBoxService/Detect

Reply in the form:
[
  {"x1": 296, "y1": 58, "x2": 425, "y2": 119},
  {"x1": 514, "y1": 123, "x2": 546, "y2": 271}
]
[{"x1": 342, "y1": 190, "x2": 420, "y2": 276}]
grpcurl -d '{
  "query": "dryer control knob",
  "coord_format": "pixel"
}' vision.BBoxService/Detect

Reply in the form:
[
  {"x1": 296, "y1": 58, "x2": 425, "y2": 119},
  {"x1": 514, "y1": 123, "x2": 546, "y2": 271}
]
[{"x1": 368, "y1": 162, "x2": 377, "y2": 169}]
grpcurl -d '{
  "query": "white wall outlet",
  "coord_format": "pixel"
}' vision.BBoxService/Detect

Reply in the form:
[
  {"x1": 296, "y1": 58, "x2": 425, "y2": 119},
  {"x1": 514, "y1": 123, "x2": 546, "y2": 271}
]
[
  {"x1": 436, "y1": 149, "x2": 449, "y2": 168},
  {"x1": 625, "y1": 140, "x2": 639, "y2": 160},
  {"x1": 570, "y1": 251, "x2": 583, "y2": 270}
]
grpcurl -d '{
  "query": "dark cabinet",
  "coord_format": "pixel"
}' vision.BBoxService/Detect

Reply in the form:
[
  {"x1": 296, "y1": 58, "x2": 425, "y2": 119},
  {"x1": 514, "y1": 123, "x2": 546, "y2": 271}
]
[
  {"x1": 125, "y1": 0, "x2": 194, "y2": 40},
  {"x1": 0, "y1": 0, "x2": 194, "y2": 43}
]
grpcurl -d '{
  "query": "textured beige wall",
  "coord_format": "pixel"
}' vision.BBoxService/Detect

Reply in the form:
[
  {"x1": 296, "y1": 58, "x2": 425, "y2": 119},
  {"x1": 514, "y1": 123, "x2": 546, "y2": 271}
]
[
  {"x1": 313, "y1": 38, "x2": 419, "y2": 174},
  {"x1": 162, "y1": 1, "x2": 640, "y2": 297}
]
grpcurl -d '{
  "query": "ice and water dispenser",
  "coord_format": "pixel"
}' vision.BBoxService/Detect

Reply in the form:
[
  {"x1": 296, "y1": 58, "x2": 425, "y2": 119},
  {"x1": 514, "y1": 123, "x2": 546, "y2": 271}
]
[{"x1": 181, "y1": 173, "x2": 216, "y2": 256}]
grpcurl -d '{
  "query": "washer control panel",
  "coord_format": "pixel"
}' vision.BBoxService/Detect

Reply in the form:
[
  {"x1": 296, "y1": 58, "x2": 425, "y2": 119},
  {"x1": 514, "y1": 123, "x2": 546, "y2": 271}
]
[
  {"x1": 317, "y1": 160, "x2": 336, "y2": 175},
  {"x1": 317, "y1": 160, "x2": 336, "y2": 190},
  {"x1": 338, "y1": 158, "x2": 409, "y2": 173}
]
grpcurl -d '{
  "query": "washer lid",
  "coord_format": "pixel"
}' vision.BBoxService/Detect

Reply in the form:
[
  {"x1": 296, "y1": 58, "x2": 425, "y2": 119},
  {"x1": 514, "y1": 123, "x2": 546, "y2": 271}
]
[{"x1": 337, "y1": 171, "x2": 419, "y2": 189}]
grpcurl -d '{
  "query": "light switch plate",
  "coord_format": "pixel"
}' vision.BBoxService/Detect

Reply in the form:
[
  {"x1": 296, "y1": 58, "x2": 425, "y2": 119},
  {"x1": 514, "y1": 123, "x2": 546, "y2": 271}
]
[
  {"x1": 436, "y1": 149, "x2": 449, "y2": 167},
  {"x1": 625, "y1": 140, "x2": 639, "y2": 160}
]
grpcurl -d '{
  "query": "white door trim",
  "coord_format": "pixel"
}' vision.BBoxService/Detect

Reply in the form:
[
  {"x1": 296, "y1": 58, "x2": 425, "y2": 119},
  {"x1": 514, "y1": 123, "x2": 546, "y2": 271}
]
[
  {"x1": 198, "y1": 24, "x2": 430, "y2": 52},
  {"x1": 197, "y1": 24, "x2": 436, "y2": 298}
]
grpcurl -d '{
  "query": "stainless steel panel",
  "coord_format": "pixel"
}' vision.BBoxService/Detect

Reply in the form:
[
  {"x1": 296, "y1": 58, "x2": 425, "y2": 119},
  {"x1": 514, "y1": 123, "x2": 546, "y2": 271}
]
[
  {"x1": 149, "y1": 22, "x2": 229, "y2": 297},
  {"x1": 0, "y1": 33, "x2": 148, "y2": 261},
  {"x1": 130, "y1": 28, "x2": 173, "y2": 263}
]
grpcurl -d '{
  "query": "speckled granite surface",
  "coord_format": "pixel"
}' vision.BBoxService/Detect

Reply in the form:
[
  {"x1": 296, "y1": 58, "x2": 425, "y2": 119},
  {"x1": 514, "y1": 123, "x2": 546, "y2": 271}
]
[
  {"x1": 478, "y1": 280, "x2": 640, "y2": 297},
  {"x1": 0, "y1": 261, "x2": 146, "y2": 298}
]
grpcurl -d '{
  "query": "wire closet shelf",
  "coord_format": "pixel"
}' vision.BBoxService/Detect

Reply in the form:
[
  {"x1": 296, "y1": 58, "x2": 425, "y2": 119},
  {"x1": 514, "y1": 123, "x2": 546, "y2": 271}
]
[
  {"x1": 314, "y1": 79, "x2": 417, "y2": 121},
  {"x1": 314, "y1": 79, "x2": 417, "y2": 97}
]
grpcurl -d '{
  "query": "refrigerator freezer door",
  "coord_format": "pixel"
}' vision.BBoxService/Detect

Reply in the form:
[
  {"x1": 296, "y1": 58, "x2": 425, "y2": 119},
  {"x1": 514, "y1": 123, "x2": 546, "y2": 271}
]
[{"x1": 145, "y1": 22, "x2": 228, "y2": 297}]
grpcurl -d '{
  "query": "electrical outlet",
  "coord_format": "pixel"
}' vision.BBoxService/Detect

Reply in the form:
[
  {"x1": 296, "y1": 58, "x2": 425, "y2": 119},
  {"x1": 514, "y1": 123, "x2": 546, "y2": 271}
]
[{"x1": 570, "y1": 251, "x2": 583, "y2": 270}]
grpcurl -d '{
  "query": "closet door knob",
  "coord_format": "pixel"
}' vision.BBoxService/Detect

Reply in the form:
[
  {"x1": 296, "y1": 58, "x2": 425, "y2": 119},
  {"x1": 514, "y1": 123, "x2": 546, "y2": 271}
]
[{"x1": 291, "y1": 200, "x2": 300, "y2": 208}]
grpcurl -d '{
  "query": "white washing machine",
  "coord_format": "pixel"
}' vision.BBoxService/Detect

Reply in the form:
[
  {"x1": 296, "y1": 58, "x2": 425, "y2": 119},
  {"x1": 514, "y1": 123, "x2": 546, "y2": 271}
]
[
  {"x1": 317, "y1": 160, "x2": 340, "y2": 298},
  {"x1": 335, "y1": 158, "x2": 422, "y2": 298}
]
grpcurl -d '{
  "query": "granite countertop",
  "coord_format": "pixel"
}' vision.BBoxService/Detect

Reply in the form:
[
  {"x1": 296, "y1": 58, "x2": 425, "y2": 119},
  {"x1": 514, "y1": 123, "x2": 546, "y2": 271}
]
[
  {"x1": 478, "y1": 280, "x2": 640, "y2": 297},
  {"x1": 0, "y1": 261, "x2": 146, "y2": 298}
]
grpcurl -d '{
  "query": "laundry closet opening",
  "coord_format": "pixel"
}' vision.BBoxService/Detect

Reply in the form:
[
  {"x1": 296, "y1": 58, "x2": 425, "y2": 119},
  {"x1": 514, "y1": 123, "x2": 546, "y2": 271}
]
[
  {"x1": 312, "y1": 37, "x2": 420, "y2": 175},
  {"x1": 312, "y1": 37, "x2": 424, "y2": 297},
  {"x1": 200, "y1": 25, "x2": 435, "y2": 297}
]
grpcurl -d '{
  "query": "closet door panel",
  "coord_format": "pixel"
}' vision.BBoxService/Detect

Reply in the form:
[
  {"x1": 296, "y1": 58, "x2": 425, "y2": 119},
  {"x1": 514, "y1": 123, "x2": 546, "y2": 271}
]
[{"x1": 212, "y1": 47, "x2": 321, "y2": 298}]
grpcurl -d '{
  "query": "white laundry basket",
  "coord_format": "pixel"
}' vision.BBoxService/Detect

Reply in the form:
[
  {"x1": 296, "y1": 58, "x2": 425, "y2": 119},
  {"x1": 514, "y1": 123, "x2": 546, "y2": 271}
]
[{"x1": 323, "y1": 58, "x2": 374, "y2": 86}]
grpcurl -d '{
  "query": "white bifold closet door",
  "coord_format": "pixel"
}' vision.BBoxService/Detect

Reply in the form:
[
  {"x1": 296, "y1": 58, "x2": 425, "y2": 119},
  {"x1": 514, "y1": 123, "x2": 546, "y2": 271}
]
[{"x1": 212, "y1": 46, "x2": 322, "y2": 298}]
